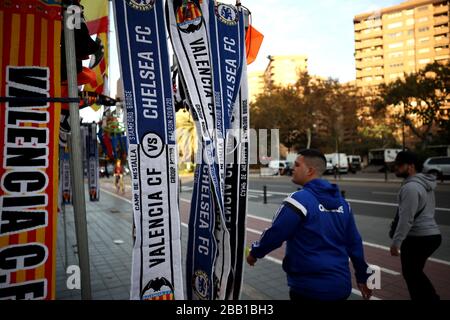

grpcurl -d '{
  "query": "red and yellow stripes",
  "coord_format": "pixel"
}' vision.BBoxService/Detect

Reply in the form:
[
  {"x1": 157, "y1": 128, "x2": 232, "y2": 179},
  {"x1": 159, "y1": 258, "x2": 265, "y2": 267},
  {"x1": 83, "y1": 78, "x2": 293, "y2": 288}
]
[
  {"x1": 176, "y1": 1, "x2": 203, "y2": 24},
  {"x1": 82, "y1": 0, "x2": 108, "y2": 111},
  {"x1": 0, "y1": 0, "x2": 61, "y2": 300}
]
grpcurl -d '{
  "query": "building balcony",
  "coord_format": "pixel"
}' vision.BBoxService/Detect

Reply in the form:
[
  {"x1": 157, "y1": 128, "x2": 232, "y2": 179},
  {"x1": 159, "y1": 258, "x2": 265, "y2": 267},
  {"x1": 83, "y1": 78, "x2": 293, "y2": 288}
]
[
  {"x1": 354, "y1": 20, "x2": 382, "y2": 32},
  {"x1": 435, "y1": 47, "x2": 450, "y2": 56},
  {"x1": 435, "y1": 25, "x2": 450, "y2": 35},
  {"x1": 355, "y1": 48, "x2": 384, "y2": 59},
  {"x1": 433, "y1": 3, "x2": 449, "y2": 15},
  {"x1": 435, "y1": 36, "x2": 450, "y2": 46},
  {"x1": 355, "y1": 38, "x2": 383, "y2": 49},
  {"x1": 434, "y1": 15, "x2": 449, "y2": 26},
  {"x1": 355, "y1": 29, "x2": 383, "y2": 41},
  {"x1": 357, "y1": 58, "x2": 384, "y2": 68},
  {"x1": 356, "y1": 68, "x2": 384, "y2": 78}
]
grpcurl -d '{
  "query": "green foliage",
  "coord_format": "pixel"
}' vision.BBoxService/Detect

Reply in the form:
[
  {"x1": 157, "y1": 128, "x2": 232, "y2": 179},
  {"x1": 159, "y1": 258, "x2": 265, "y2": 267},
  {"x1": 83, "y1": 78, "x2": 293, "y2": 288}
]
[
  {"x1": 376, "y1": 61, "x2": 450, "y2": 150},
  {"x1": 250, "y1": 72, "x2": 369, "y2": 154}
]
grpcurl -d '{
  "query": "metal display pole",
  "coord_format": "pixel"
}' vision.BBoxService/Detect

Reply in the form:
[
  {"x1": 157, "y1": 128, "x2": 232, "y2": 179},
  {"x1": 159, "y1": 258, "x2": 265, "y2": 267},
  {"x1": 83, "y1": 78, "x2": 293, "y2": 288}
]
[{"x1": 63, "y1": 2, "x2": 92, "y2": 299}]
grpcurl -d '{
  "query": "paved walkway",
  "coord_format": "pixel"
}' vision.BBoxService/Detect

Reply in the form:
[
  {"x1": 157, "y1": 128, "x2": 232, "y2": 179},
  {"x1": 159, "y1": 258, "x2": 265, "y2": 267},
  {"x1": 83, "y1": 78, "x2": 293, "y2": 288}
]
[{"x1": 55, "y1": 176, "x2": 450, "y2": 300}]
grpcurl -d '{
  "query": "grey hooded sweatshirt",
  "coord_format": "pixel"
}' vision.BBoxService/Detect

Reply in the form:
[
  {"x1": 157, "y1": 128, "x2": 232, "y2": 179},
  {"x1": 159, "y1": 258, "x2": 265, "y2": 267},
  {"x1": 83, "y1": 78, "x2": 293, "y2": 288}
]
[{"x1": 392, "y1": 173, "x2": 441, "y2": 248}]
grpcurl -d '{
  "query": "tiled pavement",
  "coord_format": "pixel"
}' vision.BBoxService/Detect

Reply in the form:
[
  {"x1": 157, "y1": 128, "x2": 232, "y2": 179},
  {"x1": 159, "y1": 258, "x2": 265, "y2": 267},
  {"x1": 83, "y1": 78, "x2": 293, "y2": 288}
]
[{"x1": 55, "y1": 178, "x2": 290, "y2": 300}]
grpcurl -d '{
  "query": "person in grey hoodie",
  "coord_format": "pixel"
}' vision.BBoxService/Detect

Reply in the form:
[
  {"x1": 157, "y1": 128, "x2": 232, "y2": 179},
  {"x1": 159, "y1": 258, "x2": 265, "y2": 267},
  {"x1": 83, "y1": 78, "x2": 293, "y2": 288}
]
[{"x1": 391, "y1": 151, "x2": 441, "y2": 300}]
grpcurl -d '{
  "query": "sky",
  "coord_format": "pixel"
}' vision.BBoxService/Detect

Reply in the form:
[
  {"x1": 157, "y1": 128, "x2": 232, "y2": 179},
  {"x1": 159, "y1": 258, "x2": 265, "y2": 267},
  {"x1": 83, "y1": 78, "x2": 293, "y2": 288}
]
[
  {"x1": 81, "y1": 0, "x2": 404, "y2": 122},
  {"x1": 246, "y1": 0, "x2": 402, "y2": 79}
]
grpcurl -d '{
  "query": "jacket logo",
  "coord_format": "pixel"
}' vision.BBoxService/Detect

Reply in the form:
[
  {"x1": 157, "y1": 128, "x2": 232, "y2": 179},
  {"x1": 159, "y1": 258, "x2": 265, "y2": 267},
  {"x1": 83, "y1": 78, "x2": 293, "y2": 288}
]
[{"x1": 318, "y1": 204, "x2": 344, "y2": 213}]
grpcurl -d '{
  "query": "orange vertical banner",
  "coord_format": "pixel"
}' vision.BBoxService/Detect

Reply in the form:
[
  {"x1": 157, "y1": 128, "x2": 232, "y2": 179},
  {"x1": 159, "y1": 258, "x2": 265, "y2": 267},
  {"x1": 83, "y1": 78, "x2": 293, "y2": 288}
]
[
  {"x1": 0, "y1": 0, "x2": 61, "y2": 300},
  {"x1": 82, "y1": 0, "x2": 108, "y2": 111},
  {"x1": 245, "y1": 24, "x2": 264, "y2": 65}
]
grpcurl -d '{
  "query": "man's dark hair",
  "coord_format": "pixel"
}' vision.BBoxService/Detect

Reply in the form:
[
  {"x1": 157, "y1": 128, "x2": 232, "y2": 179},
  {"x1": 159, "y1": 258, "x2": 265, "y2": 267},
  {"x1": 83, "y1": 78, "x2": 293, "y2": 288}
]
[
  {"x1": 298, "y1": 149, "x2": 327, "y2": 174},
  {"x1": 395, "y1": 151, "x2": 423, "y2": 172}
]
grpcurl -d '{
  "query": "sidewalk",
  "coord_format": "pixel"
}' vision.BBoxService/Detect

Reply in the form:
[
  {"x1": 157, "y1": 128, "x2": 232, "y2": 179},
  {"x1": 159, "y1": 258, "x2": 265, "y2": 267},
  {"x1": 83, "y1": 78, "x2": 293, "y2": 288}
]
[{"x1": 55, "y1": 178, "x2": 290, "y2": 300}]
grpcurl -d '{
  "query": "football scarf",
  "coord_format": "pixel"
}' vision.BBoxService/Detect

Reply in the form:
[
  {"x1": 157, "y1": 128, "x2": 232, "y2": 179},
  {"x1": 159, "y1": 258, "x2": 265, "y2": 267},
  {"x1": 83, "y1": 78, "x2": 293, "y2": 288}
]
[
  {"x1": 113, "y1": 0, "x2": 184, "y2": 300},
  {"x1": 207, "y1": 1, "x2": 247, "y2": 300},
  {"x1": 167, "y1": 0, "x2": 232, "y2": 300},
  {"x1": 61, "y1": 145, "x2": 72, "y2": 204},
  {"x1": 224, "y1": 60, "x2": 249, "y2": 300},
  {"x1": 86, "y1": 123, "x2": 99, "y2": 201},
  {"x1": 0, "y1": 0, "x2": 62, "y2": 300}
]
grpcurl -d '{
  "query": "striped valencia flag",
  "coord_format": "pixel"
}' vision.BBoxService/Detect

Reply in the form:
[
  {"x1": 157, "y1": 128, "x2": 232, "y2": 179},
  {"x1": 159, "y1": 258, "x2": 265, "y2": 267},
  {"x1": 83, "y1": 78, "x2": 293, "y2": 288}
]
[
  {"x1": 0, "y1": 0, "x2": 62, "y2": 300},
  {"x1": 82, "y1": 0, "x2": 108, "y2": 111},
  {"x1": 176, "y1": 0, "x2": 203, "y2": 24}
]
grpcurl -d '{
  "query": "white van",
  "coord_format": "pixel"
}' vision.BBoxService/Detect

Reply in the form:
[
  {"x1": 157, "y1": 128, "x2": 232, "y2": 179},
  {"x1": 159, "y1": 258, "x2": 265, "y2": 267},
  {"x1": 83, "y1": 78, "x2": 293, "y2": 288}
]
[
  {"x1": 325, "y1": 153, "x2": 349, "y2": 174},
  {"x1": 347, "y1": 155, "x2": 362, "y2": 172}
]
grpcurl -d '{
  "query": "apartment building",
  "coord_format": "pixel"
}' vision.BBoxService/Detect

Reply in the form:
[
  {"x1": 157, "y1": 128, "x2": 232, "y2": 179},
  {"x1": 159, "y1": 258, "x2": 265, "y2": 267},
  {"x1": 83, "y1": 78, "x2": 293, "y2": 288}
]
[
  {"x1": 248, "y1": 55, "x2": 308, "y2": 102},
  {"x1": 248, "y1": 70, "x2": 265, "y2": 102},
  {"x1": 354, "y1": 0, "x2": 450, "y2": 90},
  {"x1": 263, "y1": 55, "x2": 308, "y2": 90}
]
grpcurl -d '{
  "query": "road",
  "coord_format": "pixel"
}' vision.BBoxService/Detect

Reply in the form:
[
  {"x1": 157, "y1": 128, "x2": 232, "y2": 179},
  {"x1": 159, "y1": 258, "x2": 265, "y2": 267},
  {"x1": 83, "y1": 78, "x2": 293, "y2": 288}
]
[{"x1": 247, "y1": 176, "x2": 450, "y2": 224}]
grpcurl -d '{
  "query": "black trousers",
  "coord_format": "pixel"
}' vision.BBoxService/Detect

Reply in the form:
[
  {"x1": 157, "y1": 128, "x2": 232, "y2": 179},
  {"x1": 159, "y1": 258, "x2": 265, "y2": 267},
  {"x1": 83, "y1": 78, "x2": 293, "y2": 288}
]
[{"x1": 400, "y1": 234, "x2": 442, "y2": 300}]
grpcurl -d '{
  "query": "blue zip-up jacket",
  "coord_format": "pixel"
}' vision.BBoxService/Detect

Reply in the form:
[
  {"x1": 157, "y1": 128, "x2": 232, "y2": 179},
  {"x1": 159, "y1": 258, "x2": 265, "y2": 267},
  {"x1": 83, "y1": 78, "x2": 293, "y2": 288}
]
[{"x1": 250, "y1": 179, "x2": 370, "y2": 300}]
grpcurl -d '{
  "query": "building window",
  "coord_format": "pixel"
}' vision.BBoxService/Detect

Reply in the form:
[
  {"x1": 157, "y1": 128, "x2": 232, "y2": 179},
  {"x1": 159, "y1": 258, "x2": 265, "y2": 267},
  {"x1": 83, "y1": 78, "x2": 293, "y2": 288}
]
[
  {"x1": 419, "y1": 37, "x2": 430, "y2": 43},
  {"x1": 388, "y1": 42, "x2": 403, "y2": 49},
  {"x1": 418, "y1": 48, "x2": 430, "y2": 54},
  {"x1": 406, "y1": 18, "x2": 415, "y2": 26},
  {"x1": 386, "y1": 12, "x2": 402, "y2": 19},
  {"x1": 388, "y1": 21, "x2": 403, "y2": 29},
  {"x1": 418, "y1": 26, "x2": 430, "y2": 32},
  {"x1": 389, "y1": 73, "x2": 403, "y2": 79},
  {"x1": 389, "y1": 51, "x2": 404, "y2": 58},
  {"x1": 388, "y1": 31, "x2": 403, "y2": 38},
  {"x1": 408, "y1": 50, "x2": 415, "y2": 56},
  {"x1": 408, "y1": 61, "x2": 416, "y2": 66},
  {"x1": 389, "y1": 62, "x2": 404, "y2": 68},
  {"x1": 405, "y1": 9, "x2": 414, "y2": 16},
  {"x1": 407, "y1": 29, "x2": 414, "y2": 35},
  {"x1": 418, "y1": 5, "x2": 429, "y2": 12},
  {"x1": 418, "y1": 16, "x2": 429, "y2": 23},
  {"x1": 419, "y1": 58, "x2": 431, "y2": 64},
  {"x1": 407, "y1": 39, "x2": 415, "y2": 46}
]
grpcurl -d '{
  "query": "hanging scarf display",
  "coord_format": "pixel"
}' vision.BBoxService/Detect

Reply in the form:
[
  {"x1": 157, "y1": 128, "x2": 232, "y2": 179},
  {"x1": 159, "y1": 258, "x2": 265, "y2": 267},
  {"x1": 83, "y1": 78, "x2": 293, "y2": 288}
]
[
  {"x1": 167, "y1": 0, "x2": 231, "y2": 300},
  {"x1": 114, "y1": 0, "x2": 184, "y2": 300}
]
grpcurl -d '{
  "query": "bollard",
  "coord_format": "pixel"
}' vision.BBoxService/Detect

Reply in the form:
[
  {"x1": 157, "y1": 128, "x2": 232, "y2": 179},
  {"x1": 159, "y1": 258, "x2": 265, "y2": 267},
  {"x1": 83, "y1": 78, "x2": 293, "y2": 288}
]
[{"x1": 263, "y1": 185, "x2": 267, "y2": 204}]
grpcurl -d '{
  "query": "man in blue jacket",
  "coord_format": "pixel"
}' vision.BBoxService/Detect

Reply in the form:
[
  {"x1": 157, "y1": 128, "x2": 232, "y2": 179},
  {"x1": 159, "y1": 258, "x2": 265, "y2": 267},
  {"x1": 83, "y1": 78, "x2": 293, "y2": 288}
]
[{"x1": 246, "y1": 149, "x2": 372, "y2": 300}]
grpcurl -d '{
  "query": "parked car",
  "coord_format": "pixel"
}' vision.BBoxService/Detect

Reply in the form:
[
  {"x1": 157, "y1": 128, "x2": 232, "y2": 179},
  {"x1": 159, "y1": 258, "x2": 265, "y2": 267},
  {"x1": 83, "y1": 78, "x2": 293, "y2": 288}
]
[
  {"x1": 423, "y1": 156, "x2": 450, "y2": 179},
  {"x1": 268, "y1": 160, "x2": 293, "y2": 176}
]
